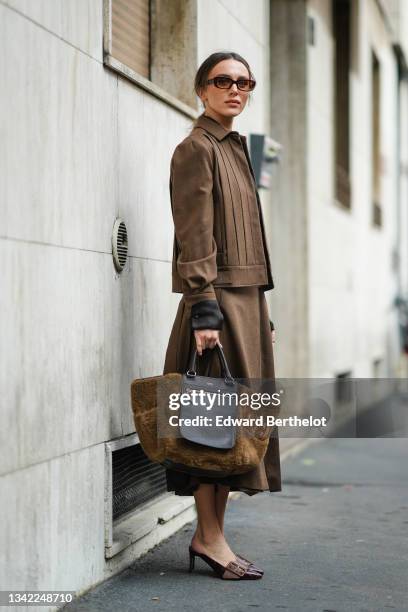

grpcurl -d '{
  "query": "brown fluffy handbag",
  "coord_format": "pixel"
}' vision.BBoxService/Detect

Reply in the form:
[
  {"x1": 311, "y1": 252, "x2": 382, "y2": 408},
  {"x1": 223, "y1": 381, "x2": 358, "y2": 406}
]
[{"x1": 130, "y1": 345, "x2": 274, "y2": 477}]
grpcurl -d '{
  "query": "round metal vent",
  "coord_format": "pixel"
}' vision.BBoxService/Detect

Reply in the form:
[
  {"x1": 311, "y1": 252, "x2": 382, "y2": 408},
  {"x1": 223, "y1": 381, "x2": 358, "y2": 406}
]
[{"x1": 112, "y1": 218, "x2": 128, "y2": 272}]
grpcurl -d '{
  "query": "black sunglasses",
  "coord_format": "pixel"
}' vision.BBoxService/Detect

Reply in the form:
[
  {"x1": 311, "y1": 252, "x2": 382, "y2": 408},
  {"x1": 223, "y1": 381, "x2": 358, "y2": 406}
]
[{"x1": 206, "y1": 76, "x2": 256, "y2": 92}]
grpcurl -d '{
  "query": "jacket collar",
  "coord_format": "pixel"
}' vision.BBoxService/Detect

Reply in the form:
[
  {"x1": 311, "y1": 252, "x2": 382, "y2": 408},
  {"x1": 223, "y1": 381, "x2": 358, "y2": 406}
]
[{"x1": 194, "y1": 112, "x2": 242, "y2": 141}]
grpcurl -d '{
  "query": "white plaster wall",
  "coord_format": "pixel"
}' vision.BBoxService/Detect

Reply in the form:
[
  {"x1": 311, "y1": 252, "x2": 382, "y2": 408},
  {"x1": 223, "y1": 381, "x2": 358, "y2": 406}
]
[
  {"x1": 0, "y1": 445, "x2": 106, "y2": 594},
  {"x1": 400, "y1": 82, "x2": 408, "y2": 299},
  {"x1": 398, "y1": 0, "x2": 408, "y2": 61},
  {"x1": 0, "y1": 3, "x2": 116, "y2": 250},
  {"x1": 0, "y1": 0, "x2": 273, "y2": 603},
  {"x1": 379, "y1": 0, "x2": 408, "y2": 63},
  {"x1": 0, "y1": 0, "x2": 177, "y2": 471},
  {"x1": 2, "y1": 0, "x2": 103, "y2": 61},
  {"x1": 306, "y1": 0, "x2": 402, "y2": 377}
]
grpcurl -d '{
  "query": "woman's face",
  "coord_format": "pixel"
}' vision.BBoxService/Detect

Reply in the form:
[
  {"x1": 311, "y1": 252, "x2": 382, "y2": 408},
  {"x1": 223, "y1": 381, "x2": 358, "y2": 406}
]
[{"x1": 199, "y1": 59, "x2": 252, "y2": 119}]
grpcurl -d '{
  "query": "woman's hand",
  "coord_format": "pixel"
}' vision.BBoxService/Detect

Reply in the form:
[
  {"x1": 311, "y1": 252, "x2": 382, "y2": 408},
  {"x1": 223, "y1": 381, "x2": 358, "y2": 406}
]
[{"x1": 194, "y1": 329, "x2": 221, "y2": 355}]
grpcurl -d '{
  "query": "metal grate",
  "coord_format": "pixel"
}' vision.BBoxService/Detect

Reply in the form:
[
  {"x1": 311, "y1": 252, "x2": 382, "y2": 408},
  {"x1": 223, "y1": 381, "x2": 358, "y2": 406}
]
[
  {"x1": 112, "y1": 218, "x2": 128, "y2": 272},
  {"x1": 112, "y1": 444, "x2": 167, "y2": 520}
]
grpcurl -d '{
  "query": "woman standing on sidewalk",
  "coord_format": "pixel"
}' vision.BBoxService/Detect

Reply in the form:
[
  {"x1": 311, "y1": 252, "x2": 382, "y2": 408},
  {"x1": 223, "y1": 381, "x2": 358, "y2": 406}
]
[{"x1": 163, "y1": 51, "x2": 282, "y2": 580}]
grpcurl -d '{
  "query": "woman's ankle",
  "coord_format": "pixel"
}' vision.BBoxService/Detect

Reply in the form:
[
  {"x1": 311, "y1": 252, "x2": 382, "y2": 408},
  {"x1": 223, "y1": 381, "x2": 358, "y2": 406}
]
[
  {"x1": 192, "y1": 529, "x2": 228, "y2": 548},
  {"x1": 192, "y1": 524, "x2": 203, "y2": 541},
  {"x1": 195, "y1": 521, "x2": 223, "y2": 535}
]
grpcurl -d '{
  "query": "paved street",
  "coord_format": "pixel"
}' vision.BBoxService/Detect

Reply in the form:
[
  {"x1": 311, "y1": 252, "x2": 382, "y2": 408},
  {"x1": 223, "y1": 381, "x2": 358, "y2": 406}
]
[{"x1": 64, "y1": 434, "x2": 408, "y2": 612}]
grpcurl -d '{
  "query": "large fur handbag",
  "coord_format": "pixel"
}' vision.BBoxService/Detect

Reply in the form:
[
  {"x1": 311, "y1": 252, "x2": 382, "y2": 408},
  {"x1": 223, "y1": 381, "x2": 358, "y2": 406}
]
[{"x1": 130, "y1": 345, "x2": 274, "y2": 477}]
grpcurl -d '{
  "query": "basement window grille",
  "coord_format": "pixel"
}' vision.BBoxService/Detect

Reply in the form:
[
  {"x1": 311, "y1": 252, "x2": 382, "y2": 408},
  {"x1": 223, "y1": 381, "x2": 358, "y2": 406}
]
[{"x1": 112, "y1": 444, "x2": 167, "y2": 520}]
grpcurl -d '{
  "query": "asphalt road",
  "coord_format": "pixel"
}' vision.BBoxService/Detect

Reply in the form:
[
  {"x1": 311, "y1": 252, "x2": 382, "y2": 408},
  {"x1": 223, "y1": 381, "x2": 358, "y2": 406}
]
[{"x1": 65, "y1": 437, "x2": 408, "y2": 612}]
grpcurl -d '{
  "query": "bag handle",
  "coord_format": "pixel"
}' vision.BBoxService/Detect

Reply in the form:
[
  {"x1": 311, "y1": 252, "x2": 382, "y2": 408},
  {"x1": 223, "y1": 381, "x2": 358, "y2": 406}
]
[{"x1": 186, "y1": 343, "x2": 235, "y2": 385}]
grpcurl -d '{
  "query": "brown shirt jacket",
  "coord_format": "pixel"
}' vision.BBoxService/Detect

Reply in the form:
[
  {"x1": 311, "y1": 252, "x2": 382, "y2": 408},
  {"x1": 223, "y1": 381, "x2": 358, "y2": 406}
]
[{"x1": 169, "y1": 112, "x2": 274, "y2": 331}]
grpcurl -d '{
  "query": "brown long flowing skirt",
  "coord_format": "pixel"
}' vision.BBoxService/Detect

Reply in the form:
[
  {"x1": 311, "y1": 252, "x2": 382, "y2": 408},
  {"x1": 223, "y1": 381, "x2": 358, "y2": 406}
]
[{"x1": 162, "y1": 286, "x2": 282, "y2": 496}]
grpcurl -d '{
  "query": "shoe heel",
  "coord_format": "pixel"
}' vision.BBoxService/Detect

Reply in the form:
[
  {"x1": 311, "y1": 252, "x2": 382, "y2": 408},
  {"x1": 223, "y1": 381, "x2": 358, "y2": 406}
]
[{"x1": 188, "y1": 547, "x2": 195, "y2": 573}]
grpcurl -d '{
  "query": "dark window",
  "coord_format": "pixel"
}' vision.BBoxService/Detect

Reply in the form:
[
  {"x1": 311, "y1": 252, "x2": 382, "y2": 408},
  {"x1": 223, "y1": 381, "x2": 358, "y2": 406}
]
[
  {"x1": 333, "y1": 0, "x2": 351, "y2": 208},
  {"x1": 371, "y1": 50, "x2": 382, "y2": 227}
]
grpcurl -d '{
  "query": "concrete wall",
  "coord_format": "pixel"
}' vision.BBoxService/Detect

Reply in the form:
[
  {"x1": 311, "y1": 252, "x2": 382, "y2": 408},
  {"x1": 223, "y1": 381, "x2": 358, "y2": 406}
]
[
  {"x1": 307, "y1": 0, "x2": 401, "y2": 377},
  {"x1": 268, "y1": 0, "x2": 406, "y2": 377},
  {"x1": 400, "y1": 80, "x2": 408, "y2": 299},
  {"x1": 268, "y1": 0, "x2": 309, "y2": 377},
  {"x1": 0, "y1": 0, "x2": 272, "y2": 602}
]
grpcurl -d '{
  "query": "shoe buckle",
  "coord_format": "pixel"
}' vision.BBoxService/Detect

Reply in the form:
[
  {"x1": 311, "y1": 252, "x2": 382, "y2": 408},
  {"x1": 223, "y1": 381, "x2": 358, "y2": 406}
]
[{"x1": 229, "y1": 560, "x2": 245, "y2": 576}]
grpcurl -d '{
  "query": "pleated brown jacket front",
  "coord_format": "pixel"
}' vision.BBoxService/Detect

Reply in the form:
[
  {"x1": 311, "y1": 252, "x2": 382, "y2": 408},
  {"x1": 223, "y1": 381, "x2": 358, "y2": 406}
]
[{"x1": 169, "y1": 112, "x2": 274, "y2": 311}]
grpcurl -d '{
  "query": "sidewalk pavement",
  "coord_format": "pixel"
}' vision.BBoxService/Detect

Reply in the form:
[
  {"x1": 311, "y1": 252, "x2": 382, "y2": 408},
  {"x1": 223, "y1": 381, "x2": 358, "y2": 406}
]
[{"x1": 64, "y1": 435, "x2": 408, "y2": 612}]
